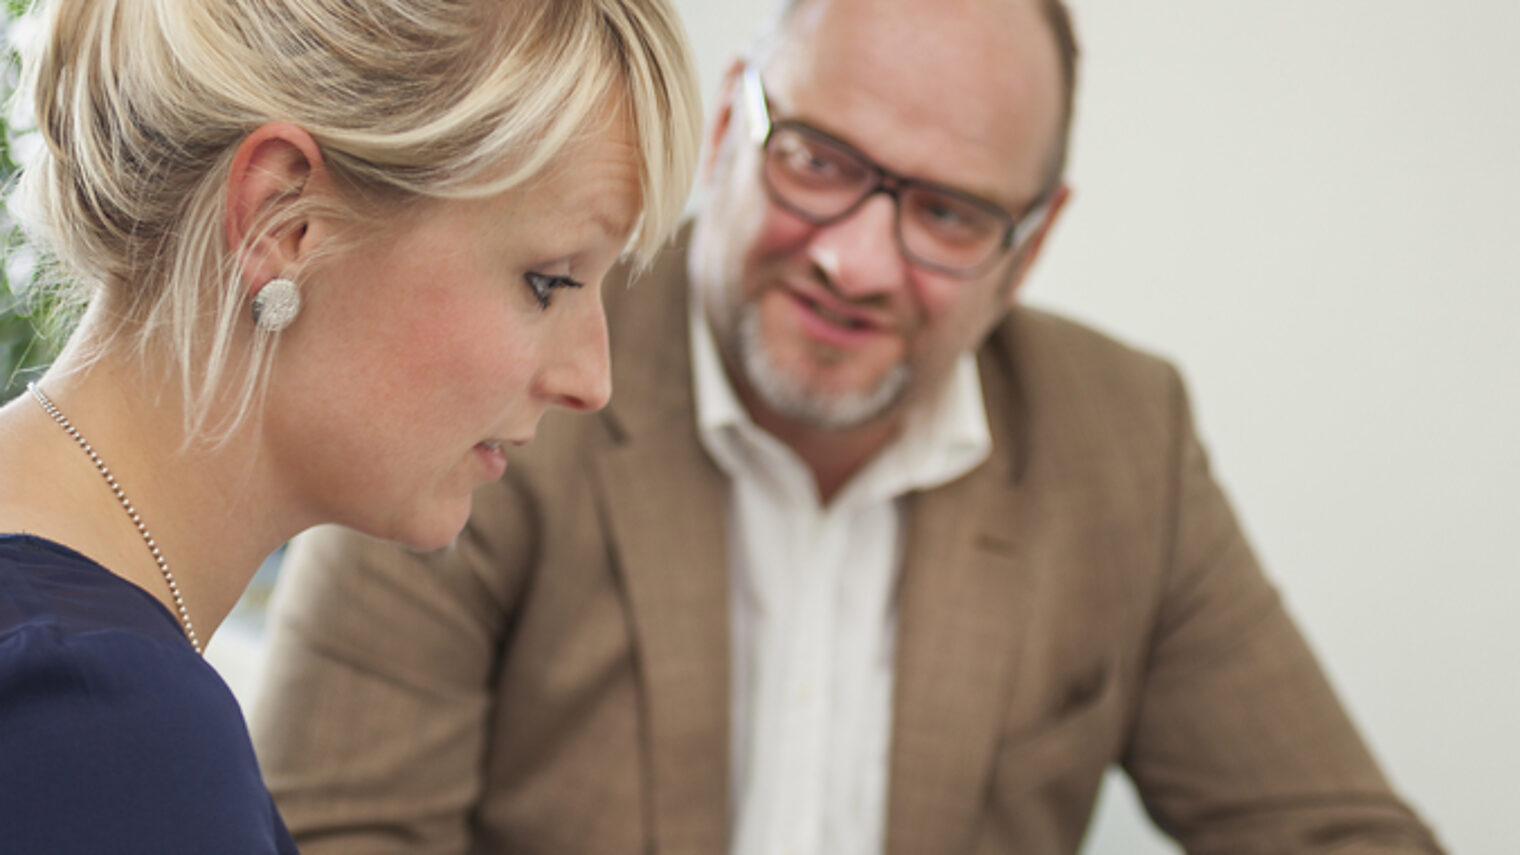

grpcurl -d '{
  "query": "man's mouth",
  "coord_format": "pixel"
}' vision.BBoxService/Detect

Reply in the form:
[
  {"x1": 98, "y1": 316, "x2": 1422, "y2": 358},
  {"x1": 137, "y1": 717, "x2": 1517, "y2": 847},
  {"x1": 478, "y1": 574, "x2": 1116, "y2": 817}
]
[{"x1": 795, "y1": 290, "x2": 875, "y2": 331}]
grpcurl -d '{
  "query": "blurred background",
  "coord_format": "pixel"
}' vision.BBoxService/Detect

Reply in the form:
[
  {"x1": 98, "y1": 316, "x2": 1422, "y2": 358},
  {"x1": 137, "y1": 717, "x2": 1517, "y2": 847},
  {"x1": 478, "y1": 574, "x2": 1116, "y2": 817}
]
[{"x1": 4, "y1": 2, "x2": 1516, "y2": 853}]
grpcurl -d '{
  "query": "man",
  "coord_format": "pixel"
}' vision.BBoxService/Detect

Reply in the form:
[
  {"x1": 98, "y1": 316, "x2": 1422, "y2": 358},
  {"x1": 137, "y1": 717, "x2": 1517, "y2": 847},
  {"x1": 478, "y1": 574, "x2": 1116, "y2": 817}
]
[{"x1": 252, "y1": 0, "x2": 1443, "y2": 852}]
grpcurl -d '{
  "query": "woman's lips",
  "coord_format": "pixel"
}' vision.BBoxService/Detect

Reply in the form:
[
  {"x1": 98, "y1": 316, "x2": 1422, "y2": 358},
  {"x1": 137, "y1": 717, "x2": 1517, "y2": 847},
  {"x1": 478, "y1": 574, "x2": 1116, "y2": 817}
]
[{"x1": 473, "y1": 440, "x2": 509, "y2": 479}]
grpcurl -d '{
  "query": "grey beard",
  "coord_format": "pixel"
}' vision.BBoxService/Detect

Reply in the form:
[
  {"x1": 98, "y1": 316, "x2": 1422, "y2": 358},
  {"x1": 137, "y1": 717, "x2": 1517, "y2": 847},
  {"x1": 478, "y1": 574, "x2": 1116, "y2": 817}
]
[{"x1": 735, "y1": 306, "x2": 910, "y2": 431}]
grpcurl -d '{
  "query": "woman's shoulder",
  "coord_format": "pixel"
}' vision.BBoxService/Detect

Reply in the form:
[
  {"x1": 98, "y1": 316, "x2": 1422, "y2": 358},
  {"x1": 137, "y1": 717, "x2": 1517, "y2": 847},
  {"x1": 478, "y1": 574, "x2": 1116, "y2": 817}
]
[
  {"x1": 0, "y1": 533, "x2": 231, "y2": 734},
  {"x1": 0, "y1": 538, "x2": 295, "y2": 852},
  {"x1": 0, "y1": 533, "x2": 188, "y2": 646},
  {"x1": 0, "y1": 541, "x2": 241, "y2": 750}
]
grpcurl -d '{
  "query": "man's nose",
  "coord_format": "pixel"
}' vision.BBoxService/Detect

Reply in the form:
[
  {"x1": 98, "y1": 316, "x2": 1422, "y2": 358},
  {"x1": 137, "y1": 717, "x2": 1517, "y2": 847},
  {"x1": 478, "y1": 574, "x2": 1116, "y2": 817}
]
[
  {"x1": 806, "y1": 192, "x2": 909, "y2": 299},
  {"x1": 538, "y1": 300, "x2": 612, "y2": 412}
]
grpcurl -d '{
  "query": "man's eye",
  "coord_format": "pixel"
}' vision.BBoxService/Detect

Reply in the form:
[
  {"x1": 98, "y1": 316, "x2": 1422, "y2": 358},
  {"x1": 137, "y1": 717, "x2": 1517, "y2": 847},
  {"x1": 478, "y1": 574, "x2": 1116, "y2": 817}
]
[
  {"x1": 907, "y1": 193, "x2": 994, "y2": 244},
  {"x1": 524, "y1": 272, "x2": 584, "y2": 310},
  {"x1": 793, "y1": 150, "x2": 834, "y2": 176},
  {"x1": 923, "y1": 201, "x2": 966, "y2": 225},
  {"x1": 774, "y1": 136, "x2": 859, "y2": 186}
]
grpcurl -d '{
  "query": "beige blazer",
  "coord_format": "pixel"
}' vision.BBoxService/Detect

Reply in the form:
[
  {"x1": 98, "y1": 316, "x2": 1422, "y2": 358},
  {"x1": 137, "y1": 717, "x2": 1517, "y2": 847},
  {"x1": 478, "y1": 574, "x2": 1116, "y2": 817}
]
[{"x1": 252, "y1": 233, "x2": 1441, "y2": 854}]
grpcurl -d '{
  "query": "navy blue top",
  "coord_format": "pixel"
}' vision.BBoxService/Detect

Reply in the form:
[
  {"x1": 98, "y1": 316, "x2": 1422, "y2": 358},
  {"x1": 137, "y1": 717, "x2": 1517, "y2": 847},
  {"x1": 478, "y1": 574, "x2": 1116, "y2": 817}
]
[{"x1": 0, "y1": 534, "x2": 298, "y2": 854}]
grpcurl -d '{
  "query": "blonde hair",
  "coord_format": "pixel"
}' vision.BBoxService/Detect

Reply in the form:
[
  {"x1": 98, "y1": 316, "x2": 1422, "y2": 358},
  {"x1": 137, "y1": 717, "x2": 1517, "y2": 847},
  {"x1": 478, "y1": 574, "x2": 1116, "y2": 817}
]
[{"x1": 9, "y1": 0, "x2": 701, "y2": 440}]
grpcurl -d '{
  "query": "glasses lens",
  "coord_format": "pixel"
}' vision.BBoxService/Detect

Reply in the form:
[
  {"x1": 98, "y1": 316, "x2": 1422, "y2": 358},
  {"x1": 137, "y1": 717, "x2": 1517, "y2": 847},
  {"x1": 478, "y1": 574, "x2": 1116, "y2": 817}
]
[
  {"x1": 898, "y1": 185, "x2": 1007, "y2": 273},
  {"x1": 763, "y1": 126, "x2": 874, "y2": 221}
]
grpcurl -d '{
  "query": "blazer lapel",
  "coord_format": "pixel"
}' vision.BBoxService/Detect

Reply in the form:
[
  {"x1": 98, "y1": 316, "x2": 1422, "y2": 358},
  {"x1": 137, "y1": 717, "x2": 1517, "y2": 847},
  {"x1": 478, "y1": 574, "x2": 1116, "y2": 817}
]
[
  {"x1": 885, "y1": 346, "x2": 1042, "y2": 855},
  {"x1": 591, "y1": 230, "x2": 732, "y2": 854}
]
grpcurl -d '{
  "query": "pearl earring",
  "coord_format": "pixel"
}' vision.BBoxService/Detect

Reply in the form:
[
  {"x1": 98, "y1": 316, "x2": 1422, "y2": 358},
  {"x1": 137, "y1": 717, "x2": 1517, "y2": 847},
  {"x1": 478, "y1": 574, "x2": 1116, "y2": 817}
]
[{"x1": 252, "y1": 277, "x2": 301, "y2": 332}]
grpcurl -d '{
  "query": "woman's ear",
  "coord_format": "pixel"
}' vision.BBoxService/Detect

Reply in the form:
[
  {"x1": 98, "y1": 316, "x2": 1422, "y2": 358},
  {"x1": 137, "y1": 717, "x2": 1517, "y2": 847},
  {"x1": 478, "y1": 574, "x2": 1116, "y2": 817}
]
[{"x1": 224, "y1": 123, "x2": 329, "y2": 293}]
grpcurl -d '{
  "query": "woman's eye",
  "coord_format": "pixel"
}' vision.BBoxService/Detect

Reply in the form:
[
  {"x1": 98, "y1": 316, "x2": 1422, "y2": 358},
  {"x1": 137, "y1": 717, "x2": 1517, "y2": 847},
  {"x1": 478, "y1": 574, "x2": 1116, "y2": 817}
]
[{"x1": 524, "y1": 272, "x2": 584, "y2": 310}]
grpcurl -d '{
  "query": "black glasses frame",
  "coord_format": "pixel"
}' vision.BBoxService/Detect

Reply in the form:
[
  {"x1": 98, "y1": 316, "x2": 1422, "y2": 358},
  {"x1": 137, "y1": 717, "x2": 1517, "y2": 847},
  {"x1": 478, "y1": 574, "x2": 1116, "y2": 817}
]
[{"x1": 740, "y1": 64, "x2": 1051, "y2": 278}]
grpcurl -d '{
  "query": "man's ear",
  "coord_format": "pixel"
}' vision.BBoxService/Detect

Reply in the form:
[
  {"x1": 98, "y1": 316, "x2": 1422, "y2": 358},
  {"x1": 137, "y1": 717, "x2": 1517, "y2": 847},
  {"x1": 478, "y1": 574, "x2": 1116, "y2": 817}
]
[
  {"x1": 700, "y1": 58, "x2": 748, "y2": 184},
  {"x1": 224, "y1": 123, "x2": 329, "y2": 294},
  {"x1": 1001, "y1": 183, "x2": 1071, "y2": 307}
]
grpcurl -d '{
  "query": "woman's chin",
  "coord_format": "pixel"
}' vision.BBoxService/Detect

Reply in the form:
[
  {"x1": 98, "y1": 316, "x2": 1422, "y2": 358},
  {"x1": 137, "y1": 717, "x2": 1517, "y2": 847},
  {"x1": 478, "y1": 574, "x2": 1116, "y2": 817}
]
[
  {"x1": 398, "y1": 527, "x2": 463, "y2": 553},
  {"x1": 363, "y1": 501, "x2": 473, "y2": 553}
]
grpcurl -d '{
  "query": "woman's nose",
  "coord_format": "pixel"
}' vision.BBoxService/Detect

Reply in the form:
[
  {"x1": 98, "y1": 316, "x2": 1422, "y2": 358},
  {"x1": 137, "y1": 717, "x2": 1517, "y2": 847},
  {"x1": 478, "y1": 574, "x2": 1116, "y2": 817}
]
[{"x1": 538, "y1": 298, "x2": 612, "y2": 412}]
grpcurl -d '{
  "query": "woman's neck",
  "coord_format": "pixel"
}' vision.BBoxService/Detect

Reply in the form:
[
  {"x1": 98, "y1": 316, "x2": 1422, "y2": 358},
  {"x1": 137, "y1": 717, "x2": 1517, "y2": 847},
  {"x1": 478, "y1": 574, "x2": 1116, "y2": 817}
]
[{"x1": 0, "y1": 346, "x2": 299, "y2": 646}]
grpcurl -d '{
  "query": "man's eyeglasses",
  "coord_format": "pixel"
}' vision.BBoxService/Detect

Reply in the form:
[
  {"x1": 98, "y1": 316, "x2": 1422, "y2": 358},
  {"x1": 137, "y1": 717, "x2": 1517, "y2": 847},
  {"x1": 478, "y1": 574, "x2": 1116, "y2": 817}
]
[{"x1": 740, "y1": 64, "x2": 1051, "y2": 278}]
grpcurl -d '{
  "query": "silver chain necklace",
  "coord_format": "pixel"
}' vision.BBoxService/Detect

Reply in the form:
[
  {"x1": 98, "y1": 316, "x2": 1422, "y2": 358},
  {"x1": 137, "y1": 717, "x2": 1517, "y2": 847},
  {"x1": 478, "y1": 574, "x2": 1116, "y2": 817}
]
[{"x1": 27, "y1": 382, "x2": 202, "y2": 654}]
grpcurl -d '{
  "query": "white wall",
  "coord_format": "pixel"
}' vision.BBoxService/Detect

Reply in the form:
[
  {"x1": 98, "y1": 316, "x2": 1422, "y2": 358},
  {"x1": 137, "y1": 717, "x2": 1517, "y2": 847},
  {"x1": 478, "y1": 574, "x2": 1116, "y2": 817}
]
[{"x1": 669, "y1": 2, "x2": 1520, "y2": 852}]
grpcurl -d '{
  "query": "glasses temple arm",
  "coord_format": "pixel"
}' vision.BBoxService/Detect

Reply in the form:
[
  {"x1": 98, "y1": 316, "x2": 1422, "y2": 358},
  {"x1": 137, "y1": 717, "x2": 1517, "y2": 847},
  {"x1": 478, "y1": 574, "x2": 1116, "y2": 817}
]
[{"x1": 740, "y1": 64, "x2": 771, "y2": 146}]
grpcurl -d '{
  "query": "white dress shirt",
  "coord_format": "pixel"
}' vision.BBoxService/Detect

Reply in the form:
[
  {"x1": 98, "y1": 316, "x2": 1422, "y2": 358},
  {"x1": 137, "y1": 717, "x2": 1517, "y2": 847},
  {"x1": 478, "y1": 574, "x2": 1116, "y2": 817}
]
[{"x1": 691, "y1": 303, "x2": 991, "y2": 855}]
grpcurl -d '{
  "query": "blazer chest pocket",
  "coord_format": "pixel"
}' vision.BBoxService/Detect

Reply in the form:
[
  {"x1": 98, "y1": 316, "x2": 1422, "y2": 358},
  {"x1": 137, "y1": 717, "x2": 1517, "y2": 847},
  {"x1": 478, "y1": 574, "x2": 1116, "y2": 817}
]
[{"x1": 992, "y1": 661, "x2": 1122, "y2": 795}]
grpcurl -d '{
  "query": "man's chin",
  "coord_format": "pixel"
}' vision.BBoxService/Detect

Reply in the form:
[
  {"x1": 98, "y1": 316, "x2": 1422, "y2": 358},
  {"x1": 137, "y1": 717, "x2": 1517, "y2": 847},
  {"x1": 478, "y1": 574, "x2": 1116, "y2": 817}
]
[
  {"x1": 732, "y1": 306, "x2": 910, "y2": 431},
  {"x1": 743, "y1": 352, "x2": 911, "y2": 431}
]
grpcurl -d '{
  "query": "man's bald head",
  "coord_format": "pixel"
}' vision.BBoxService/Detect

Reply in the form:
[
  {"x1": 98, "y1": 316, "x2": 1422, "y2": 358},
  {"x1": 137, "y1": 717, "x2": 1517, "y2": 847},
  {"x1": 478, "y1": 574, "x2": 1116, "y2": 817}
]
[{"x1": 759, "y1": 0, "x2": 1079, "y2": 189}]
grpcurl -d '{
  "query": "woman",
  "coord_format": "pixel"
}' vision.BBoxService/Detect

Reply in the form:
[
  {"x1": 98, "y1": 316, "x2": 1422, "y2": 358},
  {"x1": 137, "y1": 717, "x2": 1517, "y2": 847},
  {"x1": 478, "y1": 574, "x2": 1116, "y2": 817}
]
[{"x1": 0, "y1": 0, "x2": 700, "y2": 850}]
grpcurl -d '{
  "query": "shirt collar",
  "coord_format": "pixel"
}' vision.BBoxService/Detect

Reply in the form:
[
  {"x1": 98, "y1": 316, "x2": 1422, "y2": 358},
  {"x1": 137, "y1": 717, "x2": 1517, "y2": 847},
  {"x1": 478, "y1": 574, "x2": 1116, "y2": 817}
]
[{"x1": 691, "y1": 296, "x2": 751, "y2": 440}]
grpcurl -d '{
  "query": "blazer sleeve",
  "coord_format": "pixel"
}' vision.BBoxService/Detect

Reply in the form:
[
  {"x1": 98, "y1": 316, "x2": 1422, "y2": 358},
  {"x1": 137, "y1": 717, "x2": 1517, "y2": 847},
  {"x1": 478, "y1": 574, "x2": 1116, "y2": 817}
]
[
  {"x1": 250, "y1": 477, "x2": 536, "y2": 855},
  {"x1": 1121, "y1": 366, "x2": 1444, "y2": 853}
]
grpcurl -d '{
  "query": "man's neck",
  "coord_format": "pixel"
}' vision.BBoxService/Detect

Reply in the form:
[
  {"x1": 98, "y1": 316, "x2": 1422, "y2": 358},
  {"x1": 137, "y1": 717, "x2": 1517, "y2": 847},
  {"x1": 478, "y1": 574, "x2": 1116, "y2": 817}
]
[{"x1": 740, "y1": 388, "x2": 903, "y2": 506}]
